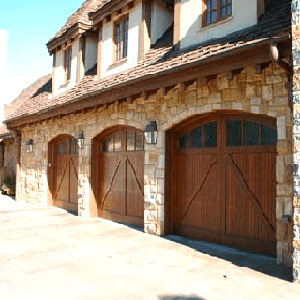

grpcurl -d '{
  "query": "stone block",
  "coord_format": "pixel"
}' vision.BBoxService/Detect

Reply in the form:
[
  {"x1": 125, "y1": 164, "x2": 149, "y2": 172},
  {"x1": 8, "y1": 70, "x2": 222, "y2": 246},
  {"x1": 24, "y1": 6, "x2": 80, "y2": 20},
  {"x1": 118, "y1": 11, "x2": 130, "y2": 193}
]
[
  {"x1": 276, "y1": 198, "x2": 285, "y2": 219},
  {"x1": 201, "y1": 86, "x2": 210, "y2": 98},
  {"x1": 277, "y1": 241, "x2": 283, "y2": 264},
  {"x1": 232, "y1": 102, "x2": 244, "y2": 110},
  {"x1": 285, "y1": 198, "x2": 293, "y2": 216},
  {"x1": 276, "y1": 156, "x2": 285, "y2": 183},
  {"x1": 144, "y1": 210, "x2": 157, "y2": 222},
  {"x1": 277, "y1": 140, "x2": 291, "y2": 155},
  {"x1": 223, "y1": 88, "x2": 240, "y2": 102},
  {"x1": 208, "y1": 92, "x2": 222, "y2": 104},
  {"x1": 277, "y1": 221, "x2": 288, "y2": 240},
  {"x1": 262, "y1": 86, "x2": 273, "y2": 101},
  {"x1": 157, "y1": 179, "x2": 165, "y2": 194},
  {"x1": 217, "y1": 74, "x2": 229, "y2": 89},
  {"x1": 277, "y1": 184, "x2": 293, "y2": 196},
  {"x1": 293, "y1": 240, "x2": 300, "y2": 250},
  {"x1": 157, "y1": 204, "x2": 164, "y2": 223},
  {"x1": 212, "y1": 104, "x2": 221, "y2": 110},
  {"x1": 277, "y1": 116, "x2": 287, "y2": 140},
  {"x1": 155, "y1": 168, "x2": 164, "y2": 179},
  {"x1": 251, "y1": 105, "x2": 261, "y2": 114},
  {"x1": 156, "y1": 222, "x2": 164, "y2": 236},
  {"x1": 250, "y1": 97, "x2": 261, "y2": 105},
  {"x1": 246, "y1": 85, "x2": 256, "y2": 99},
  {"x1": 144, "y1": 201, "x2": 156, "y2": 210},
  {"x1": 294, "y1": 224, "x2": 300, "y2": 241},
  {"x1": 144, "y1": 223, "x2": 157, "y2": 235},
  {"x1": 266, "y1": 74, "x2": 284, "y2": 84},
  {"x1": 156, "y1": 193, "x2": 164, "y2": 205}
]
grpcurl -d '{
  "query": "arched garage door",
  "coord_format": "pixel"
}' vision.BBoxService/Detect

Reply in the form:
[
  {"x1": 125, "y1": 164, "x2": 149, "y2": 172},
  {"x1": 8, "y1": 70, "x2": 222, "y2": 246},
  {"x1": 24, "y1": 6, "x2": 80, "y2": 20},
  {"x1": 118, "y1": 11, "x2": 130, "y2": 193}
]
[
  {"x1": 166, "y1": 113, "x2": 277, "y2": 255},
  {"x1": 48, "y1": 135, "x2": 78, "y2": 214},
  {"x1": 93, "y1": 126, "x2": 144, "y2": 226}
]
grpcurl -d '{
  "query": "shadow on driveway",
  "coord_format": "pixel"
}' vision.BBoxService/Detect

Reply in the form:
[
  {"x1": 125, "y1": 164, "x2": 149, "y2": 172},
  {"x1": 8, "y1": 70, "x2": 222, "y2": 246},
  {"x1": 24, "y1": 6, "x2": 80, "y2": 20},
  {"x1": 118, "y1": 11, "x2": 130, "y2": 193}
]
[
  {"x1": 164, "y1": 235, "x2": 292, "y2": 282},
  {"x1": 158, "y1": 295, "x2": 206, "y2": 300},
  {"x1": 118, "y1": 223, "x2": 292, "y2": 282}
]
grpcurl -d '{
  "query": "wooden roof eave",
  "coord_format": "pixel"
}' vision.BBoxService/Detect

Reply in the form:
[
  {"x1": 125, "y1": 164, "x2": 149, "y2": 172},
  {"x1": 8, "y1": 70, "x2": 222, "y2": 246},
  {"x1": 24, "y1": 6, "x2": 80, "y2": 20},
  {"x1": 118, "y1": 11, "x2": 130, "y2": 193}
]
[
  {"x1": 47, "y1": 22, "x2": 92, "y2": 54},
  {"x1": 90, "y1": 0, "x2": 134, "y2": 27},
  {"x1": 6, "y1": 35, "x2": 291, "y2": 129}
]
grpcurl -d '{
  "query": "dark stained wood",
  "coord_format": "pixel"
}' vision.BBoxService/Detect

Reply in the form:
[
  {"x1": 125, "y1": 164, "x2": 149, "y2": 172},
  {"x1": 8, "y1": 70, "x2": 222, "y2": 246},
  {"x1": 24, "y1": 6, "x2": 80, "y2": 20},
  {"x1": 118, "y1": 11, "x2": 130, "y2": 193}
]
[
  {"x1": 93, "y1": 126, "x2": 144, "y2": 226},
  {"x1": 48, "y1": 135, "x2": 78, "y2": 213},
  {"x1": 167, "y1": 112, "x2": 277, "y2": 255}
]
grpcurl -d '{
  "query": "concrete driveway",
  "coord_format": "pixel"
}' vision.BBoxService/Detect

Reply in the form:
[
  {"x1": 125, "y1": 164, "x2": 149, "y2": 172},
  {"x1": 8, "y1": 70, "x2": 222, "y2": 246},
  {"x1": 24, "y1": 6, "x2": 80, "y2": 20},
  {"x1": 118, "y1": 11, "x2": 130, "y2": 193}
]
[{"x1": 0, "y1": 195, "x2": 299, "y2": 300}]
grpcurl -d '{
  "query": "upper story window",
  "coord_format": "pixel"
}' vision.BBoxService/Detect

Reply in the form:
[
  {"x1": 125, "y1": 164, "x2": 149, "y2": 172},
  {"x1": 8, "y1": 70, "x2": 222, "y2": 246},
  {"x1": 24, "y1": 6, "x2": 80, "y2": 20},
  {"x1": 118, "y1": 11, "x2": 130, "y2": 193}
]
[
  {"x1": 64, "y1": 46, "x2": 72, "y2": 81},
  {"x1": 114, "y1": 15, "x2": 128, "y2": 61},
  {"x1": 204, "y1": 0, "x2": 232, "y2": 26}
]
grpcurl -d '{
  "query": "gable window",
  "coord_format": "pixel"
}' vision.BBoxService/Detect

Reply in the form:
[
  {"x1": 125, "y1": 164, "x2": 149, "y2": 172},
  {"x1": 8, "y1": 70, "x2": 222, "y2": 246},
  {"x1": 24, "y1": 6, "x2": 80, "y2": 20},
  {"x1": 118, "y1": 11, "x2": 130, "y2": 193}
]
[
  {"x1": 204, "y1": 0, "x2": 232, "y2": 26},
  {"x1": 114, "y1": 16, "x2": 128, "y2": 61},
  {"x1": 64, "y1": 46, "x2": 72, "y2": 81}
]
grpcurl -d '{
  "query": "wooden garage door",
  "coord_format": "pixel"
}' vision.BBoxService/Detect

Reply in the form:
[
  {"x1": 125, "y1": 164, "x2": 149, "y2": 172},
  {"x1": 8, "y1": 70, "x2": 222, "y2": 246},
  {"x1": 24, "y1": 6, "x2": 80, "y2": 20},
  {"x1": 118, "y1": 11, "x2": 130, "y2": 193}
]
[
  {"x1": 167, "y1": 113, "x2": 277, "y2": 255},
  {"x1": 96, "y1": 127, "x2": 144, "y2": 226},
  {"x1": 52, "y1": 136, "x2": 78, "y2": 213}
]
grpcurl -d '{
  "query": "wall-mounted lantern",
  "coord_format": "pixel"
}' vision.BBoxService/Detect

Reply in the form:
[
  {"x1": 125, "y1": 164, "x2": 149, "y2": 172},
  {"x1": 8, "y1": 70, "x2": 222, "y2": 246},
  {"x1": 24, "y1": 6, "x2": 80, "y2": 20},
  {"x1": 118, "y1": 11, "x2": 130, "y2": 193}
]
[
  {"x1": 25, "y1": 139, "x2": 33, "y2": 153},
  {"x1": 77, "y1": 131, "x2": 84, "y2": 149},
  {"x1": 144, "y1": 121, "x2": 158, "y2": 144}
]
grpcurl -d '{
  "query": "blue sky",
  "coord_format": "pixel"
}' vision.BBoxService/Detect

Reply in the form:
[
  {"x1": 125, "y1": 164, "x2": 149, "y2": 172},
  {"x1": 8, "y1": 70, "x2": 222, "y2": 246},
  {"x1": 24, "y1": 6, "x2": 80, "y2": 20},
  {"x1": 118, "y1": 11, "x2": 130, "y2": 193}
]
[{"x1": 0, "y1": 0, "x2": 85, "y2": 104}]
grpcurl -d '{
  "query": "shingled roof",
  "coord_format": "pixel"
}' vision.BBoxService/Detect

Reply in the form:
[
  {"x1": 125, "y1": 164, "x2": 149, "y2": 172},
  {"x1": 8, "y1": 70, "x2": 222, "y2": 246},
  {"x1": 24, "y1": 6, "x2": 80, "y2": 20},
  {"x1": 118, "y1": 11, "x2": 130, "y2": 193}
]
[
  {"x1": 48, "y1": 0, "x2": 107, "y2": 44},
  {"x1": 6, "y1": 0, "x2": 291, "y2": 123},
  {"x1": 0, "y1": 123, "x2": 11, "y2": 139},
  {"x1": 5, "y1": 74, "x2": 52, "y2": 121}
]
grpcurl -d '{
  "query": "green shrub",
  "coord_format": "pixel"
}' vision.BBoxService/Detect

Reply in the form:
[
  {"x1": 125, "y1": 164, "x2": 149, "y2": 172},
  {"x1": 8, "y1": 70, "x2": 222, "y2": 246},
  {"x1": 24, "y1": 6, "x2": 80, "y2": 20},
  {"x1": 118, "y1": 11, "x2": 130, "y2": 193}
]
[{"x1": 4, "y1": 176, "x2": 14, "y2": 192}]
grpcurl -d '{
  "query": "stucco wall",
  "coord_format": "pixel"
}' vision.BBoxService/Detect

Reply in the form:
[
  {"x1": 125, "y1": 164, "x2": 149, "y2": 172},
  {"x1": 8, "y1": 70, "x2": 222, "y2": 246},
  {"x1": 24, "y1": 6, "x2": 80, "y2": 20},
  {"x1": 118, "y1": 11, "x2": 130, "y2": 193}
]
[
  {"x1": 53, "y1": 39, "x2": 80, "y2": 96},
  {"x1": 180, "y1": 0, "x2": 257, "y2": 49},
  {"x1": 150, "y1": 0, "x2": 173, "y2": 44},
  {"x1": 17, "y1": 63, "x2": 292, "y2": 266},
  {"x1": 85, "y1": 37, "x2": 98, "y2": 73},
  {"x1": 100, "y1": 0, "x2": 142, "y2": 78}
]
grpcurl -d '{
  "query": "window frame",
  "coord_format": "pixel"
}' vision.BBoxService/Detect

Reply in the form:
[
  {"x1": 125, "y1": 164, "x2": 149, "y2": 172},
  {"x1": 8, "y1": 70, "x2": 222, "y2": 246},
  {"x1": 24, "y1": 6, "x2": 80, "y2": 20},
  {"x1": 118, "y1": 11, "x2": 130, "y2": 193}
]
[
  {"x1": 64, "y1": 46, "x2": 72, "y2": 82},
  {"x1": 202, "y1": 0, "x2": 232, "y2": 28},
  {"x1": 113, "y1": 14, "x2": 129, "y2": 62}
]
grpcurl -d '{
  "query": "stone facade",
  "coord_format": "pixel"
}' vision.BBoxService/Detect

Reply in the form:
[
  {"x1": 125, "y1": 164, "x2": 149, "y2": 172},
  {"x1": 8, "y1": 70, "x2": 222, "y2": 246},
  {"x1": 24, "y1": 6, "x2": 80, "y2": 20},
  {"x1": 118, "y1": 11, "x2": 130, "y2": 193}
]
[
  {"x1": 17, "y1": 63, "x2": 292, "y2": 266},
  {"x1": 292, "y1": 0, "x2": 300, "y2": 284}
]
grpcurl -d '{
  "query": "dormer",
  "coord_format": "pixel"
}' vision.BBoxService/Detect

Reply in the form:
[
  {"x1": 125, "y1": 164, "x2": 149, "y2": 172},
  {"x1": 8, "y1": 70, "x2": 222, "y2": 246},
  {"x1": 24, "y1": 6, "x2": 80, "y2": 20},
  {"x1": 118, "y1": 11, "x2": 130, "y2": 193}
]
[
  {"x1": 174, "y1": 0, "x2": 269, "y2": 50},
  {"x1": 48, "y1": 29, "x2": 98, "y2": 97},
  {"x1": 47, "y1": 0, "x2": 174, "y2": 95},
  {"x1": 90, "y1": 0, "x2": 173, "y2": 79}
]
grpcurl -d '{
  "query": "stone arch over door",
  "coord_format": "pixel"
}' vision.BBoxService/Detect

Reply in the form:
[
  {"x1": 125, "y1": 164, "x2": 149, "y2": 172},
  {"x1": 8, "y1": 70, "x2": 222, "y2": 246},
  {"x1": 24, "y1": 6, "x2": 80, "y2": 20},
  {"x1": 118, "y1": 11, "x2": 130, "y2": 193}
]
[
  {"x1": 92, "y1": 125, "x2": 145, "y2": 226},
  {"x1": 165, "y1": 111, "x2": 277, "y2": 255},
  {"x1": 48, "y1": 134, "x2": 78, "y2": 214}
]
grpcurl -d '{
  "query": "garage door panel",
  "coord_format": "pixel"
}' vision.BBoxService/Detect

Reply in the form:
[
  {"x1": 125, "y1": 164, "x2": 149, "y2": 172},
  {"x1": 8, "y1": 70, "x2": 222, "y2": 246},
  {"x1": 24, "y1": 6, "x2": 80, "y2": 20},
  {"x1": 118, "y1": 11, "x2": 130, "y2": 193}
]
[
  {"x1": 173, "y1": 153, "x2": 218, "y2": 209},
  {"x1": 179, "y1": 161, "x2": 221, "y2": 232},
  {"x1": 101, "y1": 155, "x2": 123, "y2": 214},
  {"x1": 126, "y1": 152, "x2": 144, "y2": 218},
  {"x1": 56, "y1": 165, "x2": 69, "y2": 203},
  {"x1": 173, "y1": 153, "x2": 221, "y2": 233},
  {"x1": 69, "y1": 157, "x2": 78, "y2": 204},
  {"x1": 226, "y1": 152, "x2": 276, "y2": 241}
]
